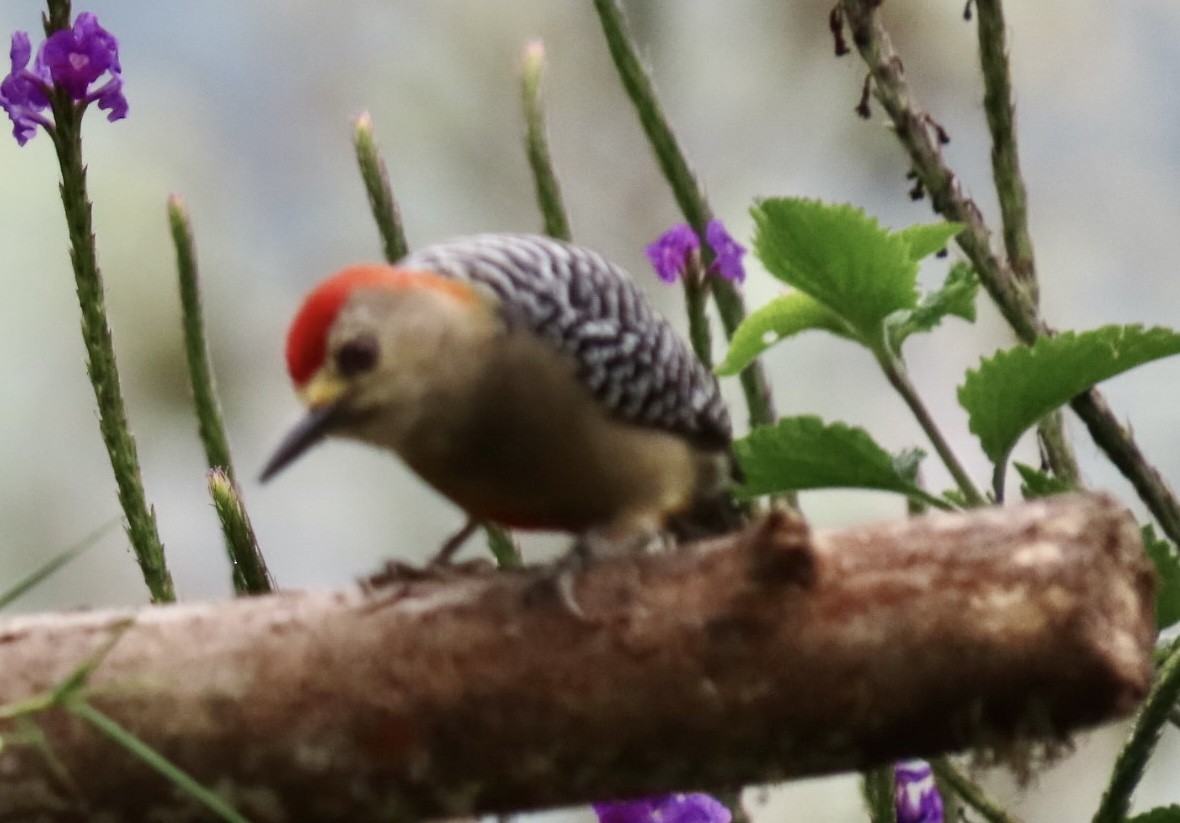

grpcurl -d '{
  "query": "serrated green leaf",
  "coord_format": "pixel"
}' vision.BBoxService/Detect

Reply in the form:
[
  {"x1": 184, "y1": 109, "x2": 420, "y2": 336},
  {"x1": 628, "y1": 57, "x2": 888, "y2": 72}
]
[
  {"x1": 888, "y1": 262, "x2": 979, "y2": 350},
  {"x1": 895, "y1": 220, "x2": 963, "y2": 261},
  {"x1": 958, "y1": 324, "x2": 1180, "y2": 465},
  {"x1": 751, "y1": 198, "x2": 918, "y2": 339},
  {"x1": 1013, "y1": 462, "x2": 1076, "y2": 499},
  {"x1": 715, "y1": 291, "x2": 851, "y2": 376},
  {"x1": 1128, "y1": 805, "x2": 1180, "y2": 823},
  {"x1": 734, "y1": 416, "x2": 947, "y2": 508},
  {"x1": 1143, "y1": 525, "x2": 1180, "y2": 631}
]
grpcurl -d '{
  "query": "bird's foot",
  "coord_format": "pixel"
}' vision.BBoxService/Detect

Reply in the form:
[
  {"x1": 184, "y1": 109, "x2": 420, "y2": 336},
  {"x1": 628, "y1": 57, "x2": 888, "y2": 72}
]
[
  {"x1": 360, "y1": 556, "x2": 494, "y2": 593},
  {"x1": 522, "y1": 552, "x2": 590, "y2": 622}
]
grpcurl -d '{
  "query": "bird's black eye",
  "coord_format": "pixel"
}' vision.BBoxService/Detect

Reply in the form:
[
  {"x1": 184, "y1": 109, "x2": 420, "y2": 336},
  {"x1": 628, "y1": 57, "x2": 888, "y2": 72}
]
[{"x1": 336, "y1": 335, "x2": 379, "y2": 377}]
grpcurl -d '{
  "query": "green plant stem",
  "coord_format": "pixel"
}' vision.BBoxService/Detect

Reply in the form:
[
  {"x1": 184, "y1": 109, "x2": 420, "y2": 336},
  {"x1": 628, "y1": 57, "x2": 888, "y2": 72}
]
[
  {"x1": 590, "y1": 0, "x2": 776, "y2": 429},
  {"x1": 520, "y1": 40, "x2": 573, "y2": 242},
  {"x1": 512, "y1": 42, "x2": 571, "y2": 563},
  {"x1": 169, "y1": 198, "x2": 233, "y2": 472},
  {"x1": 684, "y1": 272, "x2": 714, "y2": 370},
  {"x1": 45, "y1": 89, "x2": 174, "y2": 604},
  {"x1": 353, "y1": 111, "x2": 409, "y2": 262},
  {"x1": 839, "y1": 0, "x2": 1180, "y2": 543},
  {"x1": 207, "y1": 469, "x2": 273, "y2": 593},
  {"x1": 974, "y1": 0, "x2": 1079, "y2": 488},
  {"x1": 352, "y1": 132, "x2": 518, "y2": 566},
  {"x1": 975, "y1": 0, "x2": 1035, "y2": 294},
  {"x1": 1092, "y1": 635, "x2": 1180, "y2": 823},
  {"x1": 861, "y1": 766, "x2": 897, "y2": 823},
  {"x1": 1034, "y1": 417, "x2": 1079, "y2": 486},
  {"x1": 69, "y1": 701, "x2": 251, "y2": 823},
  {"x1": 169, "y1": 198, "x2": 272, "y2": 595},
  {"x1": 876, "y1": 348, "x2": 985, "y2": 506},
  {"x1": 931, "y1": 758, "x2": 1024, "y2": 823}
]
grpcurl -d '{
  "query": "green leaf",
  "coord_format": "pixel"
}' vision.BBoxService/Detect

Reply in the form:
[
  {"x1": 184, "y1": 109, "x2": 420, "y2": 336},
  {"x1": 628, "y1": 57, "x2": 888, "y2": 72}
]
[
  {"x1": 734, "y1": 416, "x2": 947, "y2": 508},
  {"x1": 484, "y1": 524, "x2": 521, "y2": 569},
  {"x1": 1128, "y1": 806, "x2": 1180, "y2": 823},
  {"x1": 70, "y1": 701, "x2": 252, "y2": 823},
  {"x1": 0, "y1": 519, "x2": 117, "y2": 611},
  {"x1": 1143, "y1": 525, "x2": 1180, "y2": 631},
  {"x1": 895, "y1": 220, "x2": 963, "y2": 261},
  {"x1": 751, "y1": 198, "x2": 918, "y2": 339},
  {"x1": 958, "y1": 324, "x2": 1180, "y2": 465},
  {"x1": 1013, "y1": 462, "x2": 1076, "y2": 500},
  {"x1": 888, "y1": 262, "x2": 979, "y2": 350},
  {"x1": 715, "y1": 291, "x2": 851, "y2": 376}
]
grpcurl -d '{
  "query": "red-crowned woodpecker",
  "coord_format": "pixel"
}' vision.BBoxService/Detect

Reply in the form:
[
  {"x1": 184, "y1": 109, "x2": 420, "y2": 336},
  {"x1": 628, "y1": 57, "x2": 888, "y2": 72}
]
[{"x1": 261, "y1": 234, "x2": 739, "y2": 559}]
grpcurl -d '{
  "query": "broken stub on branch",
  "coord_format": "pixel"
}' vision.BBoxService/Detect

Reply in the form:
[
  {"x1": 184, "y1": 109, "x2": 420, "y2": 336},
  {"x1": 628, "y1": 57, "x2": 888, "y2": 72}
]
[{"x1": 0, "y1": 493, "x2": 1157, "y2": 822}]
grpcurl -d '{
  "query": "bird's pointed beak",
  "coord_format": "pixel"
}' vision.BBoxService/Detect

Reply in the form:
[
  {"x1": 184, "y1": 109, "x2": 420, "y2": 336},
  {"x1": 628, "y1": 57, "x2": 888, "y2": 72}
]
[{"x1": 260, "y1": 373, "x2": 348, "y2": 482}]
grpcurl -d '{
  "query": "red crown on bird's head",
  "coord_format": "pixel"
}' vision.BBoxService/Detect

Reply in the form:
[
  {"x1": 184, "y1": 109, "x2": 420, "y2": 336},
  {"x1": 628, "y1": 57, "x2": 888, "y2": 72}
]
[{"x1": 285, "y1": 265, "x2": 478, "y2": 388}]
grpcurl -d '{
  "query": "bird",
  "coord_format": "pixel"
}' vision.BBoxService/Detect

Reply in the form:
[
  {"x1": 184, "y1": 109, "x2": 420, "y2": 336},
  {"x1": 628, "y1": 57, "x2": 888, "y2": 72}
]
[{"x1": 261, "y1": 233, "x2": 741, "y2": 564}]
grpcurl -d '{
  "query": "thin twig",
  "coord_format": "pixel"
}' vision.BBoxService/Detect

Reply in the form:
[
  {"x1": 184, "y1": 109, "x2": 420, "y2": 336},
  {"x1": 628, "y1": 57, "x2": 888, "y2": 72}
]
[
  {"x1": 975, "y1": 0, "x2": 1034, "y2": 291},
  {"x1": 838, "y1": 0, "x2": 1180, "y2": 545},
  {"x1": 169, "y1": 198, "x2": 272, "y2": 594},
  {"x1": 974, "y1": 0, "x2": 1079, "y2": 486},
  {"x1": 876, "y1": 349, "x2": 985, "y2": 506}
]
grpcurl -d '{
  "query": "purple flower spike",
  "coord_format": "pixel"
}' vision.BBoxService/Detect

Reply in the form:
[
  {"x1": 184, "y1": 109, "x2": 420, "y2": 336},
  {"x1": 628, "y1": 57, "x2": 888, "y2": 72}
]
[
  {"x1": 895, "y1": 760, "x2": 944, "y2": 823},
  {"x1": 0, "y1": 31, "x2": 52, "y2": 145},
  {"x1": 705, "y1": 219, "x2": 747, "y2": 283},
  {"x1": 645, "y1": 223, "x2": 700, "y2": 284},
  {"x1": 0, "y1": 11, "x2": 126, "y2": 145},
  {"x1": 595, "y1": 793, "x2": 731, "y2": 823}
]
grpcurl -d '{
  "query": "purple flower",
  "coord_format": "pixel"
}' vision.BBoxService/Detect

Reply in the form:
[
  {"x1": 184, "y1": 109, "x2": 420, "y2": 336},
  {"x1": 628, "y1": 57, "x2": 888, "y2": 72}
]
[
  {"x1": 594, "y1": 793, "x2": 731, "y2": 823},
  {"x1": 645, "y1": 220, "x2": 747, "y2": 284},
  {"x1": 0, "y1": 31, "x2": 51, "y2": 145},
  {"x1": 0, "y1": 11, "x2": 126, "y2": 145},
  {"x1": 39, "y1": 13, "x2": 121, "y2": 100},
  {"x1": 645, "y1": 224, "x2": 701, "y2": 284},
  {"x1": 705, "y1": 219, "x2": 747, "y2": 283},
  {"x1": 895, "y1": 760, "x2": 944, "y2": 823}
]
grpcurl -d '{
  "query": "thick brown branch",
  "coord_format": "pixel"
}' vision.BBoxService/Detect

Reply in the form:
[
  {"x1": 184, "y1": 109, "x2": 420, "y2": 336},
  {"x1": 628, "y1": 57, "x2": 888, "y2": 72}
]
[{"x1": 0, "y1": 494, "x2": 1155, "y2": 821}]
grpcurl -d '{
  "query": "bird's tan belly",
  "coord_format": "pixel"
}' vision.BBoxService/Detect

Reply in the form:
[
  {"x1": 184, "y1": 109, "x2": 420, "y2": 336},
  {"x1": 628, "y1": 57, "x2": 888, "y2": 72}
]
[{"x1": 400, "y1": 401, "x2": 700, "y2": 534}]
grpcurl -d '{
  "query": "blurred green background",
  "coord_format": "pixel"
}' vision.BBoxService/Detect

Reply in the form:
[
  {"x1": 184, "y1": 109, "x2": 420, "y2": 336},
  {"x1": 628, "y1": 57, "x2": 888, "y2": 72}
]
[{"x1": 1, "y1": 1, "x2": 1178, "y2": 819}]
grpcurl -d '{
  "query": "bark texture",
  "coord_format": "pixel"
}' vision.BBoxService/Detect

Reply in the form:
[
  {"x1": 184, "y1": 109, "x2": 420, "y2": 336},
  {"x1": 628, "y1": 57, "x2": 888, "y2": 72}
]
[{"x1": 0, "y1": 493, "x2": 1156, "y2": 822}]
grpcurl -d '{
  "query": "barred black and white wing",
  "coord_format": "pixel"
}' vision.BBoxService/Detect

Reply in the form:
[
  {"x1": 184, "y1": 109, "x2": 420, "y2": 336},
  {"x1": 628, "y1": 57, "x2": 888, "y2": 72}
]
[{"x1": 401, "y1": 234, "x2": 732, "y2": 450}]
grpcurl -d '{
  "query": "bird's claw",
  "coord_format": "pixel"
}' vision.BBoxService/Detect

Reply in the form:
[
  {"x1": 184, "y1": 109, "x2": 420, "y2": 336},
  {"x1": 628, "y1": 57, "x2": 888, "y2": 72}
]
[{"x1": 360, "y1": 556, "x2": 494, "y2": 592}]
